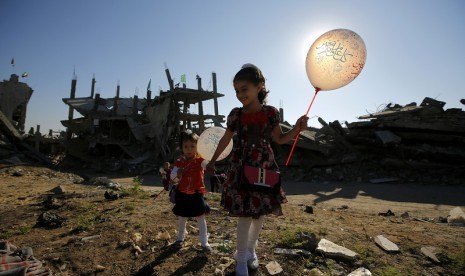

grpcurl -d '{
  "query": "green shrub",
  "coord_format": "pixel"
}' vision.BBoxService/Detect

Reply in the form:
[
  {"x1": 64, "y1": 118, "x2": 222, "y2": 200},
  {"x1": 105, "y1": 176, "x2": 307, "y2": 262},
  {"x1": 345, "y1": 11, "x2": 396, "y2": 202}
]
[
  {"x1": 451, "y1": 249, "x2": 465, "y2": 273},
  {"x1": 377, "y1": 266, "x2": 402, "y2": 276},
  {"x1": 0, "y1": 226, "x2": 32, "y2": 239},
  {"x1": 268, "y1": 227, "x2": 307, "y2": 249},
  {"x1": 120, "y1": 176, "x2": 149, "y2": 198}
]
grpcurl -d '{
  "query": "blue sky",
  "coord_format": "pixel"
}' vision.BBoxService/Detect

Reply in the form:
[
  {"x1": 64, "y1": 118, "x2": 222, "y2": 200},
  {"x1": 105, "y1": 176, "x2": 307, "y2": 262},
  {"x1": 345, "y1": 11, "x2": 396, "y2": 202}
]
[{"x1": 1, "y1": 0, "x2": 464, "y2": 133}]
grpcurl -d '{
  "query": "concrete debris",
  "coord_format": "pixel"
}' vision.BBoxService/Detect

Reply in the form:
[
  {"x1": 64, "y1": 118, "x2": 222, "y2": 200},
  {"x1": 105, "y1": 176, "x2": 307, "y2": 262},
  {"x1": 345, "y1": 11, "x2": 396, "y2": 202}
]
[
  {"x1": 49, "y1": 185, "x2": 65, "y2": 194},
  {"x1": 282, "y1": 97, "x2": 465, "y2": 184},
  {"x1": 316, "y1": 238, "x2": 359, "y2": 262},
  {"x1": 347, "y1": 267, "x2": 372, "y2": 276},
  {"x1": 132, "y1": 233, "x2": 143, "y2": 243},
  {"x1": 35, "y1": 211, "x2": 67, "y2": 229},
  {"x1": 374, "y1": 235, "x2": 400, "y2": 252},
  {"x1": 90, "y1": 177, "x2": 121, "y2": 189},
  {"x1": 421, "y1": 246, "x2": 441, "y2": 263},
  {"x1": 95, "y1": 264, "x2": 106, "y2": 271},
  {"x1": 156, "y1": 231, "x2": 171, "y2": 241},
  {"x1": 81, "y1": 235, "x2": 101, "y2": 242},
  {"x1": 104, "y1": 190, "x2": 119, "y2": 200},
  {"x1": 378, "y1": 209, "x2": 395, "y2": 217},
  {"x1": 400, "y1": 212, "x2": 410, "y2": 218},
  {"x1": 214, "y1": 256, "x2": 235, "y2": 276},
  {"x1": 307, "y1": 268, "x2": 325, "y2": 276},
  {"x1": 42, "y1": 196, "x2": 64, "y2": 209},
  {"x1": 273, "y1": 248, "x2": 312, "y2": 257},
  {"x1": 447, "y1": 207, "x2": 465, "y2": 225},
  {"x1": 11, "y1": 169, "x2": 23, "y2": 176},
  {"x1": 265, "y1": 261, "x2": 283, "y2": 275}
]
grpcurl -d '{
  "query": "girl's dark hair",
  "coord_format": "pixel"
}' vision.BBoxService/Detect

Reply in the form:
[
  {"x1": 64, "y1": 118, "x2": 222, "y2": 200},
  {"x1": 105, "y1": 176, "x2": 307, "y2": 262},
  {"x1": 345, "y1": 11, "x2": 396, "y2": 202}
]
[
  {"x1": 233, "y1": 64, "x2": 269, "y2": 104},
  {"x1": 179, "y1": 129, "x2": 199, "y2": 148}
]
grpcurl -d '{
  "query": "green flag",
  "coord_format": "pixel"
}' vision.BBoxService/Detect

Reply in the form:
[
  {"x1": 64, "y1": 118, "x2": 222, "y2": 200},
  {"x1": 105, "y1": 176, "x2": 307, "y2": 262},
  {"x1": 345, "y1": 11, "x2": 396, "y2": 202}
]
[
  {"x1": 181, "y1": 74, "x2": 186, "y2": 84},
  {"x1": 147, "y1": 79, "x2": 151, "y2": 91}
]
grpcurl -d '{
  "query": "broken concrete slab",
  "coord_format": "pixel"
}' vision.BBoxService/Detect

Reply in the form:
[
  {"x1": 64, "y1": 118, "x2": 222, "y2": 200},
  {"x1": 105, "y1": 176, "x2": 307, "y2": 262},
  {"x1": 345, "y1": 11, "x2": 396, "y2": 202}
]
[
  {"x1": 374, "y1": 235, "x2": 400, "y2": 252},
  {"x1": 347, "y1": 267, "x2": 372, "y2": 276},
  {"x1": 421, "y1": 246, "x2": 441, "y2": 263},
  {"x1": 273, "y1": 248, "x2": 312, "y2": 257},
  {"x1": 375, "y1": 130, "x2": 401, "y2": 145},
  {"x1": 265, "y1": 261, "x2": 283, "y2": 275},
  {"x1": 316, "y1": 238, "x2": 359, "y2": 262},
  {"x1": 447, "y1": 207, "x2": 465, "y2": 225}
]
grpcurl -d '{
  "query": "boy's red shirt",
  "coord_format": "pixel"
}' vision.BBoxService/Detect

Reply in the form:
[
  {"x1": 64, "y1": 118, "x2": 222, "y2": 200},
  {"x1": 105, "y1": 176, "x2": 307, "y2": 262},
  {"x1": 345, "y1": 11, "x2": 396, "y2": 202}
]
[{"x1": 174, "y1": 156, "x2": 207, "y2": 194}]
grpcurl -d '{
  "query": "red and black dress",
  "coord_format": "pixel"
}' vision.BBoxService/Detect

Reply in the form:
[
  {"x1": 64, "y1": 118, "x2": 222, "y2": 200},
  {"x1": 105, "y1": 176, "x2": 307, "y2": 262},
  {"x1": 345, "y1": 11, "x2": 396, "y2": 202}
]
[{"x1": 222, "y1": 105, "x2": 287, "y2": 218}]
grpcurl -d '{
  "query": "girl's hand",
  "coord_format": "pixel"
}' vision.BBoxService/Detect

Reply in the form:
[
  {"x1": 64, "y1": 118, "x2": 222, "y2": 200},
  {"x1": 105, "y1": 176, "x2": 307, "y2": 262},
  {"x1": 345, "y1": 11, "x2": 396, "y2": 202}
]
[
  {"x1": 295, "y1": 115, "x2": 309, "y2": 132},
  {"x1": 206, "y1": 162, "x2": 216, "y2": 176},
  {"x1": 177, "y1": 168, "x2": 184, "y2": 178}
]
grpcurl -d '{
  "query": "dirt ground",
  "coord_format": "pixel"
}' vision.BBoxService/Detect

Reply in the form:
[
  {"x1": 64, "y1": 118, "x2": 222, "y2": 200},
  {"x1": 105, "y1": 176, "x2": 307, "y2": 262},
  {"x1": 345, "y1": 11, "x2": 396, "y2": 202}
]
[{"x1": 1, "y1": 164, "x2": 464, "y2": 276}]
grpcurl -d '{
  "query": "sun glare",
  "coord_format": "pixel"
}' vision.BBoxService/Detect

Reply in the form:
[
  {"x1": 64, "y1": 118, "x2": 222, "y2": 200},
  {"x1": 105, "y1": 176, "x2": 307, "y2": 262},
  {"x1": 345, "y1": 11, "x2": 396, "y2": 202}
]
[{"x1": 299, "y1": 28, "x2": 328, "y2": 66}]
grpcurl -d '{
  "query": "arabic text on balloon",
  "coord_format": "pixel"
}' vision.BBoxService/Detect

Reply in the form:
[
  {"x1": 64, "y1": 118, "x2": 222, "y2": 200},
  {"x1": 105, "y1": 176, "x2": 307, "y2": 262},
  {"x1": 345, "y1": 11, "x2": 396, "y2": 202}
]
[{"x1": 316, "y1": 41, "x2": 353, "y2": 62}]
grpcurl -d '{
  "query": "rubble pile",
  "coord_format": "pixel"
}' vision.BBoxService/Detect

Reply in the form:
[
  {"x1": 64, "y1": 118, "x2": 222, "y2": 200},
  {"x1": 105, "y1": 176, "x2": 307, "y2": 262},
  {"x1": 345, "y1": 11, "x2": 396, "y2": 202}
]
[{"x1": 281, "y1": 97, "x2": 465, "y2": 184}]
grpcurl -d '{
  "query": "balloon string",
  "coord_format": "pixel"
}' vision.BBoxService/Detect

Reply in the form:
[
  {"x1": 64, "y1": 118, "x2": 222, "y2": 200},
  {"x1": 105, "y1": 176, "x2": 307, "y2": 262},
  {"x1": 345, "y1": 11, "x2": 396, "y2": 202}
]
[{"x1": 285, "y1": 88, "x2": 320, "y2": 166}]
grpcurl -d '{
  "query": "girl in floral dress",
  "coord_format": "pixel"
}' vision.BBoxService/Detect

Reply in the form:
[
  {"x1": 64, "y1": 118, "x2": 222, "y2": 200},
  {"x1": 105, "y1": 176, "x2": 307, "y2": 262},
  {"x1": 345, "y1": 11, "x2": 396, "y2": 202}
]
[{"x1": 206, "y1": 64, "x2": 308, "y2": 275}]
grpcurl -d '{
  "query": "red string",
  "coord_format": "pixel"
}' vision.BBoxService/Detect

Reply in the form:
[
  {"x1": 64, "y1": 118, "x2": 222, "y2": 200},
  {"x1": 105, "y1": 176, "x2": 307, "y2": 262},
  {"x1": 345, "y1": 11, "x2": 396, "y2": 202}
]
[{"x1": 285, "y1": 87, "x2": 320, "y2": 166}]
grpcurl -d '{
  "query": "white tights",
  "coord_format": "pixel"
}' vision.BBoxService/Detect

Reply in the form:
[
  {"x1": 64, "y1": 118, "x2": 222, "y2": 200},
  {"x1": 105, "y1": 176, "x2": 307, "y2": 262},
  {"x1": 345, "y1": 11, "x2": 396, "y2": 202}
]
[
  {"x1": 235, "y1": 216, "x2": 265, "y2": 262},
  {"x1": 176, "y1": 215, "x2": 209, "y2": 247}
]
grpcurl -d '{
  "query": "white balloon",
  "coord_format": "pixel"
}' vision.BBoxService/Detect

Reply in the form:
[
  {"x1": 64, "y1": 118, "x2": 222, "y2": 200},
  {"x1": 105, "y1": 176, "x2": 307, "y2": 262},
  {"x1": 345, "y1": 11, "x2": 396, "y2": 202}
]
[
  {"x1": 306, "y1": 29, "x2": 367, "y2": 91},
  {"x1": 197, "y1": 127, "x2": 233, "y2": 161}
]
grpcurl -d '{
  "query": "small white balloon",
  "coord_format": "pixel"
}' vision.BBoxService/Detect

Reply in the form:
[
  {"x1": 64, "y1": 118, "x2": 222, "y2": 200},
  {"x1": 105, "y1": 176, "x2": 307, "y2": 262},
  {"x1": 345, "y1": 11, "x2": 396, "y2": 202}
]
[
  {"x1": 306, "y1": 28, "x2": 367, "y2": 91},
  {"x1": 197, "y1": 127, "x2": 232, "y2": 161}
]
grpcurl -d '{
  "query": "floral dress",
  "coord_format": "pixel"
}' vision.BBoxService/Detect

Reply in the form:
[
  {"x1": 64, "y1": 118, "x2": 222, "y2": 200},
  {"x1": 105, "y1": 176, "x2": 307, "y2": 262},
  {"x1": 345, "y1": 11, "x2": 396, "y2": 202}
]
[{"x1": 222, "y1": 105, "x2": 287, "y2": 218}]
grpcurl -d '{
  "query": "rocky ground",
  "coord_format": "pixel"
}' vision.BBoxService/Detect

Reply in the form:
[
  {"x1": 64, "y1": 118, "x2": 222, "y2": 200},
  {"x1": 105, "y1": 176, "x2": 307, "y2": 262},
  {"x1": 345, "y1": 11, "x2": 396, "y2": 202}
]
[{"x1": 1, "y1": 164, "x2": 464, "y2": 276}]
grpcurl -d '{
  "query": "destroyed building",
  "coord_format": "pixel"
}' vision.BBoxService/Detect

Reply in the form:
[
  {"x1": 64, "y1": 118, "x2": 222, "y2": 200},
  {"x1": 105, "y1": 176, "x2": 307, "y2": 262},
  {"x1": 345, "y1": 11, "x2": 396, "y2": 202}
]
[
  {"x1": 61, "y1": 69, "x2": 227, "y2": 172},
  {"x1": 0, "y1": 74, "x2": 33, "y2": 134},
  {"x1": 0, "y1": 74, "x2": 56, "y2": 165}
]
